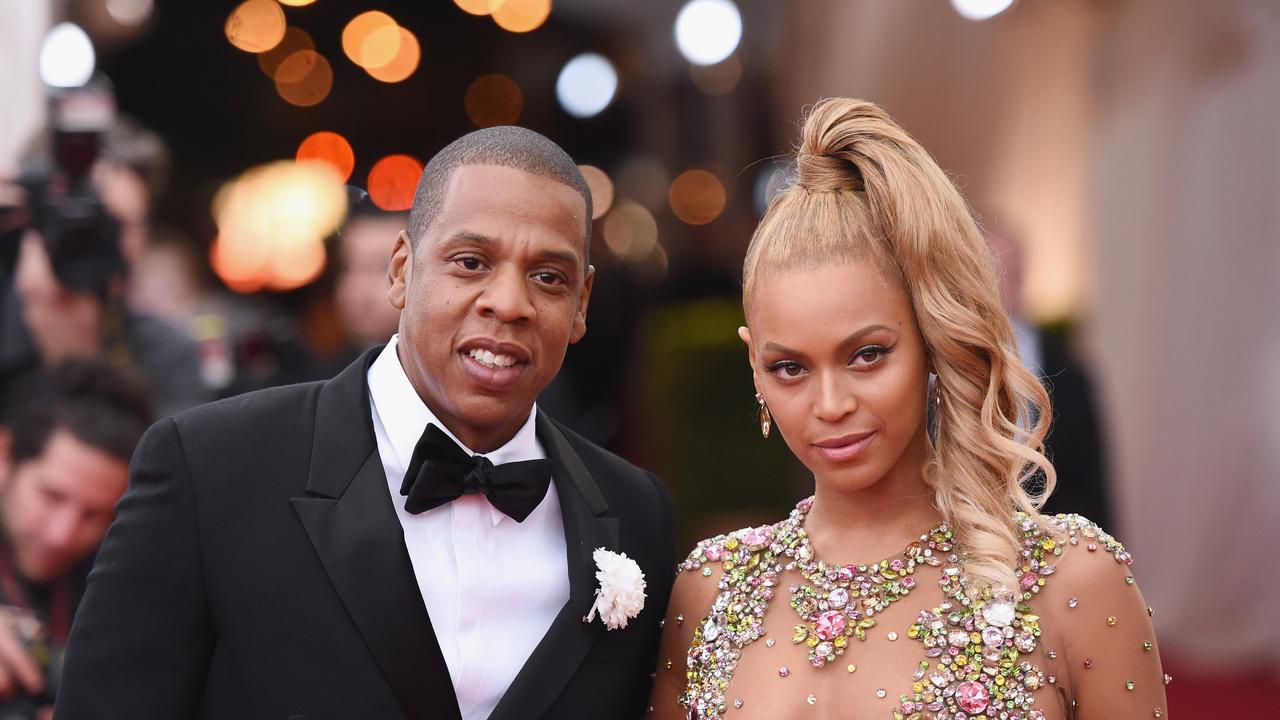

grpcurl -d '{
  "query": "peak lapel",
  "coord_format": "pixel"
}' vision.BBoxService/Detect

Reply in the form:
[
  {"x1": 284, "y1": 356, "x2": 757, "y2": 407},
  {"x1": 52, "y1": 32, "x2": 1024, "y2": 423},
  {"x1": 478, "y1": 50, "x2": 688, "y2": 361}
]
[
  {"x1": 291, "y1": 348, "x2": 461, "y2": 720},
  {"x1": 487, "y1": 414, "x2": 620, "y2": 720}
]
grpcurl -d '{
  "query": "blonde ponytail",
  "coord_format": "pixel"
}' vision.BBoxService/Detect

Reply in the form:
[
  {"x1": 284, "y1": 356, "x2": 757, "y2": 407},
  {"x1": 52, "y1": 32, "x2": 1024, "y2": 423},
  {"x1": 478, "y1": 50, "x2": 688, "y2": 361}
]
[{"x1": 744, "y1": 98, "x2": 1055, "y2": 595}]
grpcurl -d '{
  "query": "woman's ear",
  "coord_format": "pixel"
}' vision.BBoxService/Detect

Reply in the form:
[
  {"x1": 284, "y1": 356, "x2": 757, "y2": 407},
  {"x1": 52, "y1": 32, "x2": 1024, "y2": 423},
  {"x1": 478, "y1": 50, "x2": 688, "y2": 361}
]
[{"x1": 738, "y1": 325, "x2": 761, "y2": 394}]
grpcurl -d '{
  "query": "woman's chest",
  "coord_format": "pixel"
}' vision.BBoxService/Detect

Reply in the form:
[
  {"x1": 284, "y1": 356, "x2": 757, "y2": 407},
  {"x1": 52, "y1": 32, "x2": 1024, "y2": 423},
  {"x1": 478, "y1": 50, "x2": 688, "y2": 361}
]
[{"x1": 687, "y1": 568, "x2": 1069, "y2": 720}]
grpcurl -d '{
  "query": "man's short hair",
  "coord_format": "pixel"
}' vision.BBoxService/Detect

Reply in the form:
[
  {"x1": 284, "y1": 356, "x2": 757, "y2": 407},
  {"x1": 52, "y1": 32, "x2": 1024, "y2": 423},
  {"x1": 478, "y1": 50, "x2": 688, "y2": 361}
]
[
  {"x1": 405, "y1": 126, "x2": 592, "y2": 263},
  {"x1": 8, "y1": 360, "x2": 153, "y2": 465}
]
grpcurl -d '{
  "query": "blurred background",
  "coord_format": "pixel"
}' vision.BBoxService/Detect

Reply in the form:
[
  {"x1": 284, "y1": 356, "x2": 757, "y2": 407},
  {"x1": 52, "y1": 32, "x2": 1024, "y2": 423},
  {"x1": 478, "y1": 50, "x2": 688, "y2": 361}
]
[{"x1": 1, "y1": 0, "x2": 1277, "y2": 715}]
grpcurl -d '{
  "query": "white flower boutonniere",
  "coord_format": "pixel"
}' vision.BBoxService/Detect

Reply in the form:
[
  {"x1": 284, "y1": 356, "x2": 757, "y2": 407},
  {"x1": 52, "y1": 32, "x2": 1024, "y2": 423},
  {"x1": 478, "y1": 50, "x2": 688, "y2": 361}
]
[{"x1": 584, "y1": 548, "x2": 646, "y2": 630}]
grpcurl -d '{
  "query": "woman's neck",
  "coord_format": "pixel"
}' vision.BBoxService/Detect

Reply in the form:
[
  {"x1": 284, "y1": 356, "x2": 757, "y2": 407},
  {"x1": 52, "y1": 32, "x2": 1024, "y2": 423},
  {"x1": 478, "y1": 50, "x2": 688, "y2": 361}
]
[{"x1": 803, "y1": 430, "x2": 939, "y2": 564}]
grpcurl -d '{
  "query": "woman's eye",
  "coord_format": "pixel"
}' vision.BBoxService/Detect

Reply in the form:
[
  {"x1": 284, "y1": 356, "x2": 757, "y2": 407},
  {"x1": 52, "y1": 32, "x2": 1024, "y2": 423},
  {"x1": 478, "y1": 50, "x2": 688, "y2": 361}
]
[
  {"x1": 768, "y1": 362, "x2": 806, "y2": 379},
  {"x1": 851, "y1": 345, "x2": 888, "y2": 365}
]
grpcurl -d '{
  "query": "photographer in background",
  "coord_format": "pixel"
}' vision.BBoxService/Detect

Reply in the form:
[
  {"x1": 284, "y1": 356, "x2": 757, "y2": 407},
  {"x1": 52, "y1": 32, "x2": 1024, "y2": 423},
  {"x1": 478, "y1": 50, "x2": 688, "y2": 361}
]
[
  {"x1": 0, "y1": 360, "x2": 152, "y2": 719},
  {"x1": 2, "y1": 86, "x2": 207, "y2": 418}
]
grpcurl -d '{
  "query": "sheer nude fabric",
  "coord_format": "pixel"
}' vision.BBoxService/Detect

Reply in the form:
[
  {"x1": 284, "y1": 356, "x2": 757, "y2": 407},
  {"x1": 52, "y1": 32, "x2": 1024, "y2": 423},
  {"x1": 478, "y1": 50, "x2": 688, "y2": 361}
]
[{"x1": 650, "y1": 509, "x2": 1167, "y2": 720}]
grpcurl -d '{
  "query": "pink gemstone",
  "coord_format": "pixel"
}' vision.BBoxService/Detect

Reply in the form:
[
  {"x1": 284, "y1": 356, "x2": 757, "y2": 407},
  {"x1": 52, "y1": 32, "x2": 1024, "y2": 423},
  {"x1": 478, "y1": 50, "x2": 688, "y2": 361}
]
[
  {"x1": 741, "y1": 526, "x2": 771, "y2": 549},
  {"x1": 815, "y1": 611, "x2": 847, "y2": 641},
  {"x1": 890, "y1": 559, "x2": 905, "y2": 572},
  {"x1": 1019, "y1": 572, "x2": 1038, "y2": 590},
  {"x1": 902, "y1": 576, "x2": 916, "y2": 589},
  {"x1": 778, "y1": 666, "x2": 790, "y2": 677},
  {"x1": 838, "y1": 566, "x2": 855, "y2": 582},
  {"x1": 954, "y1": 681, "x2": 990, "y2": 714},
  {"x1": 704, "y1": 544, "x2": 724, "y2": 561}
]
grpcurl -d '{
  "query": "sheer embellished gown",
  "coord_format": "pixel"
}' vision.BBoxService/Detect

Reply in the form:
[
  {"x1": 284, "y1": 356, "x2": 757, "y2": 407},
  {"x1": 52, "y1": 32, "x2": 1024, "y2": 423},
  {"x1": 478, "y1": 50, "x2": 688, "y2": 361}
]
[{"x1": 651, "y1": 497, "x2": 1168, "y2": 720}]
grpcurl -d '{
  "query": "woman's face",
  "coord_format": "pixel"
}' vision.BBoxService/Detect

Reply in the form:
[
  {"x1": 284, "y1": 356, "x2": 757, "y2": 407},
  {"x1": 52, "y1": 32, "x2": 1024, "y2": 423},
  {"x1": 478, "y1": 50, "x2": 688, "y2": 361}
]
[{"x1": 740, "y1": 261, "x2": 931, "y2": 493}]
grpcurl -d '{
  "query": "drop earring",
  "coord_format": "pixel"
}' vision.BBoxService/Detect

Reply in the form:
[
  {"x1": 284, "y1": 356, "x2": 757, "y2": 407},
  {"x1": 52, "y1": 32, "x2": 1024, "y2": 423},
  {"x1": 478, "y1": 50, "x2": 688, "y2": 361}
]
[{"x1": 756, "y1": 392, "x2": 772, "y2": 439}]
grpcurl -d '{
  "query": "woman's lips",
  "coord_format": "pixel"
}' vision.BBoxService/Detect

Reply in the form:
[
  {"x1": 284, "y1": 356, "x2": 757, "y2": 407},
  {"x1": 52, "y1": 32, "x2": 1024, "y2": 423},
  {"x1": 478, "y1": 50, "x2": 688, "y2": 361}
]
[{"x1": 812, "y1": 431, "x2": 877, "y2": 463}]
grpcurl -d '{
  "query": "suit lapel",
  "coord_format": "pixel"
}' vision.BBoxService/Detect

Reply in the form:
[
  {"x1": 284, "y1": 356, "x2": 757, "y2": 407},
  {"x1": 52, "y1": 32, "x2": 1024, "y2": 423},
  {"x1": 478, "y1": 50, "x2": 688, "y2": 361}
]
[
  {"x1": 290, "y1": 349, "x2": 461, "y2": 720},
  {"x1": 488, "y1": 413, "x2": 620, "y2": 720}
]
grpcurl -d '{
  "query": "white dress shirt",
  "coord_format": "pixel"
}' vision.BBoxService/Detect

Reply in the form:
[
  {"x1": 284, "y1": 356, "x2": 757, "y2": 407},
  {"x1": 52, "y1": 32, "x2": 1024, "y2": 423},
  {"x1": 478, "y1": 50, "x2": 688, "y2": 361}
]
[{"x1": 367, "y1": 336, "x2": 570, "y2": 720}]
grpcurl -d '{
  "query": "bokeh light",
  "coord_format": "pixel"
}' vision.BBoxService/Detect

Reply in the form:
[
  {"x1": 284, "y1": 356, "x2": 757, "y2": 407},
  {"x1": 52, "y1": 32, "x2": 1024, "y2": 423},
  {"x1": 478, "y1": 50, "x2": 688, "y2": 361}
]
[
  {"x1": 669, "y1": 169, "x2": 726, "y2": 225},
  {"x1": 465, "y1": 74, "x2": 524, "y2": 127},
  {"x1": 274, "y1": 50, "x2": 333, "y2": 107},
  {"x1": 556, "y1": 53, "x2": 617, "y2": 119},
  {"x1": 753, "y1": 161, "x2": 795, "y2": 215},
  {"x1": 39, "y1": 23, "x2": 95, "y2": 88},
  {"x1": 296, "y1": 131, "x2": 355, "y2": 183},
  {"x1": 615, "y1": 156, "x2": 670, "y2": 211},
  {"x1": 257, "y1": 26, "x2": 314, "y2": 78},
  {"x1": 578, "y1": 165, "x2": 614, "y2": 220},
  {"x1": 211, "y1": 160, "x2": 347, "y2": 293},
  {"x1": 492, "y1": 0, "x2": 552, "y2": 33},
  {"x1": 368, "y1": 155, "x2": 424, "y2": 211},
  {"x1": 950, "y1": 0, "x2": 1016, "y2": 21},
  {"x1": 603, "y1": 200, "x2": 659, "y2": 262},
  {"x1": 278, "y1": 0, "x2": 318, "y2": 6},
  {"x1": 225, "y1": 0, "x2": 286, "y2": 54},
  {"x1": 365, "y1": 27, "x2": 420, "y2": 83},
  {"x1": 106, "y1": 0, "x2": 154, "y2": 26},
  {"x1": 674, "y1": 0, "x2": 742, "y2": 66},
  {"x1": 690, "y1": 54, "x2": 741, "y2": 96},
  {"x1": 341, "y1": 11, "x2": 399, "y2": 69},
  {"x1": 454, "y1": 0, "x2": 507, "y2": 15}
]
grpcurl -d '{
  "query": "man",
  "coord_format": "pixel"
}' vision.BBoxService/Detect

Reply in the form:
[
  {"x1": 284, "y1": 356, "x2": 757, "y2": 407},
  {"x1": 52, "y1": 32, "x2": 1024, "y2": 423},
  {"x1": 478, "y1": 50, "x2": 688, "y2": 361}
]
[
  {"x1": 6, "y1": 171, "x2": 207, "y2": 420},
  {"x1": 310, "y1": 206, "x2": 408, "y2": 379},
  {"x1": 0, "y1": 360, "x2": 152, "y2": 717},
  {"x1": 57, "y1": 127, "x2": 676, "y2": 719}
]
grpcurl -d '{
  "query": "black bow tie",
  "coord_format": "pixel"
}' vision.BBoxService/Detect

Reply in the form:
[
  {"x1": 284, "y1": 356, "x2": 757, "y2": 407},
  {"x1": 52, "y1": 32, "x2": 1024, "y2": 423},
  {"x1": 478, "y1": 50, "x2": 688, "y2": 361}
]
[{"x1": 400, "y1": 424, "x2": 552, "y2": 523}]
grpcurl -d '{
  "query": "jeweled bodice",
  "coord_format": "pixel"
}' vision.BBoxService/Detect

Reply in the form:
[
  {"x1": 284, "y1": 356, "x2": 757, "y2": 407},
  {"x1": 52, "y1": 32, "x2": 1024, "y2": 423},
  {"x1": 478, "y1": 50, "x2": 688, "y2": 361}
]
[{"x1": 673, "y1": 498, "x2": 1137, "y2": 720}]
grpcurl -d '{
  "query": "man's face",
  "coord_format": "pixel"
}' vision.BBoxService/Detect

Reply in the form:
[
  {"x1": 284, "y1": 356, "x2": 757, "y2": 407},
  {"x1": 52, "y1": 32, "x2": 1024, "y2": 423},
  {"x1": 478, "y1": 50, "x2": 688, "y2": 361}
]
[
  {"x1": 336, "y1": 216, "x2": 403, "y2": 347},
  {"x1": 388, "y1": 164, "x2": 593, "y2": 452},
  {"x1": 0, "y1": 429, "x2": 128, "y2": 584}
]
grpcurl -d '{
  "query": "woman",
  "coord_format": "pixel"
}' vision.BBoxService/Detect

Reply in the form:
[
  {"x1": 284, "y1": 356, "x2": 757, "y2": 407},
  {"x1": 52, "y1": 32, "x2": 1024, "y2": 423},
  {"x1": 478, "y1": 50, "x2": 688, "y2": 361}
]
[{"x1": 649, "y1": 99, "x2": 1167, "y2": 719}]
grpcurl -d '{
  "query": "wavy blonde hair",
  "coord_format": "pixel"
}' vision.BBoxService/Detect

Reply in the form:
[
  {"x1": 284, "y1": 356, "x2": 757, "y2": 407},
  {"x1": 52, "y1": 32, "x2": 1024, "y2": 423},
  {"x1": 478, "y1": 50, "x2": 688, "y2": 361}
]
[{"x1": 743, "y1": 98, "x2": 1055, "y2": 595}]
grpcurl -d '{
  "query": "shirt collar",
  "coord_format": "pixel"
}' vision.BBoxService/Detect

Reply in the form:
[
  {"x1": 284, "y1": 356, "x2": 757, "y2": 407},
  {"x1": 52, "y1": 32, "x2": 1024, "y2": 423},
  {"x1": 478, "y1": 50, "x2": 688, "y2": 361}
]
[{"x1": 367, "y1": 335, "x2": 545, "y2": 526}]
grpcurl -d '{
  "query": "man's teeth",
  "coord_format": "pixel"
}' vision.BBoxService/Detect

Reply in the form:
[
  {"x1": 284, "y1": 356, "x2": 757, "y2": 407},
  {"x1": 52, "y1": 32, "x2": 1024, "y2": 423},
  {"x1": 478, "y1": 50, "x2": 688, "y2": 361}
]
[{"x1": 468, "y1": 348, "x2": 518, "y2": 368}]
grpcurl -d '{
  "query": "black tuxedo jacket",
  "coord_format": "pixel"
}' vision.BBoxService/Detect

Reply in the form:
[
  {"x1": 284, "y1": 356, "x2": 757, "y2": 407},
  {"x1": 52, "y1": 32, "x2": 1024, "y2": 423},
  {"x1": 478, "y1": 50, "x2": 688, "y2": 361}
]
[{"x1": 55, "y1": 350, "x2": 676, "y2": 719}]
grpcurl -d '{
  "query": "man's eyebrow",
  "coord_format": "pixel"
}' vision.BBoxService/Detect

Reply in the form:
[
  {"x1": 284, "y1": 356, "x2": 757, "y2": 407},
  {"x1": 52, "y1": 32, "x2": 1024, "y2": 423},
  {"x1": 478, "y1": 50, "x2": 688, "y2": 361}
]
[{"x1": 439, "y1": 230, "x2": 583, "y2": 271}]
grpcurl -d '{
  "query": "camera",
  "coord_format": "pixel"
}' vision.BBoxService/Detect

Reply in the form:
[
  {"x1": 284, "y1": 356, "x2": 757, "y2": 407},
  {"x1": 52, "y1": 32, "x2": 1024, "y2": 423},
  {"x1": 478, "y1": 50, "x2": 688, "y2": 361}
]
[{"x1": 0, "y1": 606, "x2": 62, "y2": 720}]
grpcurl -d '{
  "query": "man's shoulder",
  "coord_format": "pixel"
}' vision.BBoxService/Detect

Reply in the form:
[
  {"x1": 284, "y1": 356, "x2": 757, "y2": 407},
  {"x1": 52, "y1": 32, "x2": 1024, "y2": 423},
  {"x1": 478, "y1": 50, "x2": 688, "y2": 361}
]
[
  {"x1": 167, "y1": 380, "x2": 328, "y2": 440},
  {"x1": 547, "y1": 417, "x2": 670, "y2": 510}
]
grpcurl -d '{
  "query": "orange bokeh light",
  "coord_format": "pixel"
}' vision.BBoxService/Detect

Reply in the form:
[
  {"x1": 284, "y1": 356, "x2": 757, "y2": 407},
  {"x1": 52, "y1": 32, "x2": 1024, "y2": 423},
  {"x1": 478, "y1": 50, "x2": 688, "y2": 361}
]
[
  {"x1": 342, "y1": 11, "x2": 399, "y2": 69},
  {"x1": 578, "y1": 165, "x2": 614, "y2": 220},
  {"x1": 257, "y1": 26, "x2": 314, "y2": 78},
  {"x1": 492, "y1": 0, "x2": 551, "y2": 33},
  {"x1": 278, "y1": 0, "x2": 317, "y2": 6},
  {"x1": 225, "y1": 0, "x2": 286, "y2": 53},
  {"x1": 296, "y1": 131, "x2": 355, "y2": 183},
  {"x1": 464, "y1": 74, "x2": 523, "y2": 127},
  {"x1": 669, "y1": 169, "x2": 727, "y2": 225},
  {"x1": 266, "y1": 240, "x2": 327, "y2": 291},
  {"x1": 454, "y1": 0, "x2": 507, "y2": 16},
  {"x1": 365, "y1": 27, "x2": 420, "y2": 83},
  {"x1": 368, "y1": 155, "x2": 424, "y2": 211},
  {"x1": 274, "y1": 50, "x2": 333, "y2": 107}
]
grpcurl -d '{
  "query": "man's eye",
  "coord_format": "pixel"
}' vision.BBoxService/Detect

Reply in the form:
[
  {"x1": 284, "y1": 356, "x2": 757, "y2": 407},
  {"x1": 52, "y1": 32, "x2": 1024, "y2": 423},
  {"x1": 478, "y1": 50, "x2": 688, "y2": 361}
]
[
  {"x1": 456, "y1": 257, "x2": 483, "y2": 271},
  {"x1": 534, "y1": 271, "x2": 566, "y2": 285}
]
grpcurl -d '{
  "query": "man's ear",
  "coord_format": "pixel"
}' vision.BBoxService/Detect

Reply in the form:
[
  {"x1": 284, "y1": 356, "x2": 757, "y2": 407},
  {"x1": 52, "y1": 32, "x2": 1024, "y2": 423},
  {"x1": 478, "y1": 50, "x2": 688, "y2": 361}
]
[
  {"x1": 0, "y1": 427, "x2": 13, "y2": 492},
  {"x1": 569, "y1": 265, "x2": 595, "y2": 345},
  {"x1": 387, "y1": 230, "x2": 412, "y2": 311}
]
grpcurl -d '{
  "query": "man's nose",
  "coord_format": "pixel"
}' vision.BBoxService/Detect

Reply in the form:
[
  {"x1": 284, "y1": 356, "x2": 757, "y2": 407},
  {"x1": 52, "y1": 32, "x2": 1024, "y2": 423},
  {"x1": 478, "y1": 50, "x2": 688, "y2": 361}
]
[
  {"x1": 477, "y1": 267, "x2": 536, "y2": 322},
  {"x1": 42, "y1": 507, "x2": 82, "y2": 549}
]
